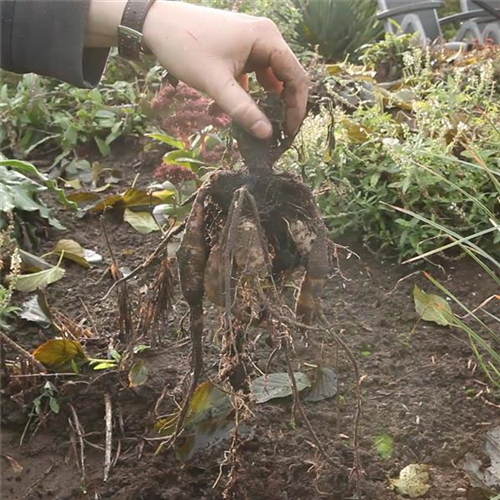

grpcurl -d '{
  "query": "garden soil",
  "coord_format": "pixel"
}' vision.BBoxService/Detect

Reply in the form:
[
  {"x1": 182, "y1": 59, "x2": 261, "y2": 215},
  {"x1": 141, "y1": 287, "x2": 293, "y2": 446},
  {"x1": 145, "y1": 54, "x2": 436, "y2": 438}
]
[{"x1": 1, "y1": 143, "x2": 498, "y2": 500}]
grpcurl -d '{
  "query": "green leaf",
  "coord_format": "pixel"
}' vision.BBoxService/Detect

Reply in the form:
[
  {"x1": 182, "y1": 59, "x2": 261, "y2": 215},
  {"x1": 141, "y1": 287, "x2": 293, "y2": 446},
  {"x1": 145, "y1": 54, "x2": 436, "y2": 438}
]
[
  {"x1": 92, "y1": 361, "x2": 117, "y2": 370},
  {"x1": 251, "y1": 372, "x2": 311, "y2": 404},
  {"x1": 146, "y1": 133, "x2": 185, "y2": 150},
  {"x1": 413, "y1": 285, "x2": 454, "y2": 326},
  {"x1": 15, "y1": 263, "x2": 65, "y2": 292},
  {"x1": 389, "y1": 464, "x2": 431, "y2": 498},
  {"x1": 95, "y1": 136, "x2": 111, "y2": 156},
  {"x1": 64, "y1": 125, "x2": 78, "y2": 146},
  {"x1": 53, "y1": 239, "x2": 90, "y2": 268},
  {"x1": 133, "y1": 344, "x2": 150, "y2": 354},
  {"x1": 33, "y1": 339, "x2": 87, "y2": 370},
  {"x1": 129, "y1": 360, "x2": 149, "y2": 388},
  {"x1": 124, "y1": 208, "x2": 160, "y2": 234},
  {"x1": 305, "y1": 366, "x2": 338, "y2": 402},
  {"x1": 374, "y1": 432, "x2": 394, "y2": 459},
  {"x1": 0, "y1": 159, "x2": 76, "y2": 209},
  {"x1": 49, "y1": 397, "x2": 60, "y2": 414}
]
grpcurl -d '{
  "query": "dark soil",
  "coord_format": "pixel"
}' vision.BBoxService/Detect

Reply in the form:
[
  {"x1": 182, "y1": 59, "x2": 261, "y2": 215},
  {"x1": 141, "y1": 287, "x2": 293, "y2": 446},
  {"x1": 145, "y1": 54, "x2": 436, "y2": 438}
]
[{"x1": 1, "y1": 143, "x2": 498, "y2": 500}]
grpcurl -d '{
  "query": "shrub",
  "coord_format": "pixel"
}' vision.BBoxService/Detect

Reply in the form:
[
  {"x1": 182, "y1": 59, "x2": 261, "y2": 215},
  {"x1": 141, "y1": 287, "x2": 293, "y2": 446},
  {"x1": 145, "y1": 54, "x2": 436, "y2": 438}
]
[
  {"x1": 292, "y1": 0, "x2": 383, "y2": 62},
  {"x1": 283, "y1": 45, "x2": 500, "y2": 261}
]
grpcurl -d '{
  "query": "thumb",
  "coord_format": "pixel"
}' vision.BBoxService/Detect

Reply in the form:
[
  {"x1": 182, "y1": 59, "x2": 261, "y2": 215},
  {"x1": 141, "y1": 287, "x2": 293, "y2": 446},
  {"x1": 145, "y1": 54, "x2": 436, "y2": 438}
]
[{"x1": 206, "y1": 71, "x2": 273, "y2": 139}]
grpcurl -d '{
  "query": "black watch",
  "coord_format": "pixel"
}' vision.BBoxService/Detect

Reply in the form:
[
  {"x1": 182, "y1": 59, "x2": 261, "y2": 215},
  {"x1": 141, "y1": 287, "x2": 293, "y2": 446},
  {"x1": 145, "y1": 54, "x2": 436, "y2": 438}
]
[{"x1": 118, "y1": 0, "x2": 157, "y2": 60}]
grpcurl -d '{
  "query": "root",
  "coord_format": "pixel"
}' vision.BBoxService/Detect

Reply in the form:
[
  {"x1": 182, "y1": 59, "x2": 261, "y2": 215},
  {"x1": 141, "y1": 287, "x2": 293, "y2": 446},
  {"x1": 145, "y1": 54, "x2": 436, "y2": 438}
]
[
  {"x1": 282, "y1": 334, "x2": 339, "y2": 468},
  {"x1": 101, "y1": 218, "x2": 134, "y2": 345},
  {"x1": 102, "y1": 221, "x2": 185, "y2": 301}
]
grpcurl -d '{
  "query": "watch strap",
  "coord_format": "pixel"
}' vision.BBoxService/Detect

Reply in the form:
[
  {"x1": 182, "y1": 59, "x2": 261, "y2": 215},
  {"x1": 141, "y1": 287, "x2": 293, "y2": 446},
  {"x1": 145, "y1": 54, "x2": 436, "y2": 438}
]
[{"x1": 118, "y1": 0, "x2": 157, "y2": 60}]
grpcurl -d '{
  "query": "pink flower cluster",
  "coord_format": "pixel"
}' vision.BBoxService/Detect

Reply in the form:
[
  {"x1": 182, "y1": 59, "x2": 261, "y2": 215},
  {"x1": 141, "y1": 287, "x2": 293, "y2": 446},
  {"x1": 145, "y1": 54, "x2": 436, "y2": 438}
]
[
  {"x1": 154, "y1": 163, "x2": 197, "y2": 185},
  {"x1": 151, "y1": 83, "x2": 231, "y2": 139}
]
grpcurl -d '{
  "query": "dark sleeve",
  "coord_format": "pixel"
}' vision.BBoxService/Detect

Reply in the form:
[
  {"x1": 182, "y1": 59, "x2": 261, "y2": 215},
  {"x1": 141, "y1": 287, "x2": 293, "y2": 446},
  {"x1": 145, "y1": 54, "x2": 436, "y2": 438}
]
[{"x1": 0, "y1": 0, "x2": 110, "y2": 88}]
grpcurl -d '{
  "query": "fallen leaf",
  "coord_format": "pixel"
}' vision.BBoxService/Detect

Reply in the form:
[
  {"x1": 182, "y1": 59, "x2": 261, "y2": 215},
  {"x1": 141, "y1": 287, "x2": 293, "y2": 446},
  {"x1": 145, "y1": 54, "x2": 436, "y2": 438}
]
[
  {"x1": 14, "y1": 264, "x2": 65, "y2": 293},
  {"x1": 19, "y1": 296, "x2": 52, "y2": 328},
  {"x1": 251, "y1": 372, "x2": 311, "y2": 404},
  {"x1": 124, "y1": 208, "x2": 160, "y2": 234},
  {"x1": 53, "y1": 239, "x2": 90, "y2": 268},
  {"x1": 389, "y1": 464, "x2": 431, "y2": 498},
  {"x1": 155, "y1": 381, "x2": 231, "y2": 436},
  {"x1": 305, "y1": 366, "x2": 338, "y2": 402},
  {"x1": 90, "y1": 188, "x2": 164, "y2": 213},
  {"x1": 414, "y1": 285, "x2": 454, "y2": 326},
  {"x1": 33, "y1": 339, "x2": 87, "y2": 371},
  {"x1": 464, "y1": 426, "x2": 500, "y2": 493},
  {"x1": 129, "y1": 360, "x2": 149, "y2": 387},
  {"x1": 18, "y1": 249, "x2": 52, "y2": 271}
]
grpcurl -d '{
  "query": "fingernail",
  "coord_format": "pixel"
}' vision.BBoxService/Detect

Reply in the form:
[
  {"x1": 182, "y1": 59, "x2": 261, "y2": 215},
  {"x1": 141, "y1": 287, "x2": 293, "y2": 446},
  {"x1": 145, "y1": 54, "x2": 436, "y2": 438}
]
[{"x1": 250, "y1": 120, "x2": 272, "y2": 139}]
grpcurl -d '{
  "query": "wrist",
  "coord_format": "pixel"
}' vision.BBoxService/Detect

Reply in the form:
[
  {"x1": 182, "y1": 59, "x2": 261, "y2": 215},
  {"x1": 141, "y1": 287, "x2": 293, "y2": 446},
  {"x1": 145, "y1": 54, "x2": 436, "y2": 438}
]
[
  {"x1": 142, "y1": 1, "x2": 178, "y2": 55},
  {"x1": 85, "y1": 0, "x2": 127, "y2": 48}
]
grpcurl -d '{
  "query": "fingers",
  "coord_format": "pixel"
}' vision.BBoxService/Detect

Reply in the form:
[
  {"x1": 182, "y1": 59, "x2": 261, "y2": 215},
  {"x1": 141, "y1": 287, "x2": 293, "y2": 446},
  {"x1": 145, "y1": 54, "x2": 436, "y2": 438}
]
[
  {"x1": 256, "y1": 67, "x2": 284, "y2": 94},
  {"x1": 250, "y1": 21, "x2": 309, "y2": 135},
  {"x1": 268, "y1": 48, "x2": 309, "y2": 136},
  {"x1": 237, "y1": 73, "x2": 250, "y2": 92},
  {"x1": 205, "y1": 67, "x2": 273, "y2": 139}
]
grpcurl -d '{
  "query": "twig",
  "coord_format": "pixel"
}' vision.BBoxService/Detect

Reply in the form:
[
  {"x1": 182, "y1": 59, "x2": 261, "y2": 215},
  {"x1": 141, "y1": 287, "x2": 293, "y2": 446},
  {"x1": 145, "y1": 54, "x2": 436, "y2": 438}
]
[
  {"x1": 282, "y1": 335, "x2": 338, "y2": 467},
  {"x1": 101, "y1": 221, "x2": 185, "y2": 301},
  {"x1": 104, "y1": 392, "x2": 113, "y2": 482},
  {"x1": 0, "y1": 332, "x2": 45, "y2": 372},
  {"x1": 69, "y1": 405, "x2": 86, "y2": 487},
  {"x1": 320, "y1": 315, "x2": 364, "y2": 482},
  {"x1": 78, "y1": 296, "x2": 101, "y2": 337},
  {"x1": 271, "y1": 311, "x2": 364, "y2": 479},
  {"x1": 101, "y1": 218, "x2": 134, "y2": 345}
]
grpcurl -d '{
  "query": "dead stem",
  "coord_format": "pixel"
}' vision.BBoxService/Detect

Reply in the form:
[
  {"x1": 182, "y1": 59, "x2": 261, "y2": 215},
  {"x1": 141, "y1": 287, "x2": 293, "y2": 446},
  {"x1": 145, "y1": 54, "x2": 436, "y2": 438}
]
[
  {"x1": 101, "y1": 218, "x2": 135, "y2": 345},
  {"x1": 69, "y1": 405, "x2": 86, "y2": 487},
  {"x1": 0, "y1": 331, "x2": 45, "y2": 372},
  {"x1": 104, "y1": 392, "x2": 113, "y2": 482},
  {"x1": 102, "y1": 221, "x2": 185, "y2": 301}
]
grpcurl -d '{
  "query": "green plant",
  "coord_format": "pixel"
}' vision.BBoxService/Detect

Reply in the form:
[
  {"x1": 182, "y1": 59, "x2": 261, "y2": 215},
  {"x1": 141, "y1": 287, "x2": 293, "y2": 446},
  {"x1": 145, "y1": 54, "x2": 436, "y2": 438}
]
[
  {"x1": 360, "y1": 32, "x2": 419, "y2": 81},
  {"x1": 31, "y1": 381, "x2": 60, "y2": 416},
  {"x1": 285, "y1": 44, "x2": 500, "y2": 261},
  {"x1": 0, "y1": 226, "x2": 21, "y2": 331},
  {"x1": 0, "y1": 158, "x2": 76, "y2": 246},
  {"x1": 0, "y1": 55, "x2": 162, "y2": 162},
  {"x1": 401, "y1": 142, "x2": 500, "y2": 388},
  {"x1": 292, "y1": 0, "x2": 383, "y2": 62}
]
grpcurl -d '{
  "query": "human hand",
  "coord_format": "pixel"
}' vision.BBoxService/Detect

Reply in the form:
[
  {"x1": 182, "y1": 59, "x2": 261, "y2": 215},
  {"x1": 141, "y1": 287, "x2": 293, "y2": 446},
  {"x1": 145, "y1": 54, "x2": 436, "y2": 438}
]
[{"x1": 142, "y1": 2, "x2": 309, "y2": 139}]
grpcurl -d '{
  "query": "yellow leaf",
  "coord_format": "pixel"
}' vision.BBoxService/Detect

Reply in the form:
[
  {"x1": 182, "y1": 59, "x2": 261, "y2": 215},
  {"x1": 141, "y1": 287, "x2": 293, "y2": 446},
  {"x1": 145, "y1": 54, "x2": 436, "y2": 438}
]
[
  {"x1": 152, "y1": 189, "x2": 176, "y2": 202},
  {"x1": 121, "y1": 188, "x2": 163, "y2": 208},
  {"x1": 155, "y1": 381, "x2": 231, "y2": 436},
  {"x1": 33, "y1": 339, "x2": 87, "y2": 370},
  {"x1": 53, "y1": 239, "x2": 90, "y2": 268},
  {"x1": 340, "y1": 118, "x2": 369, "y2": 143}
]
